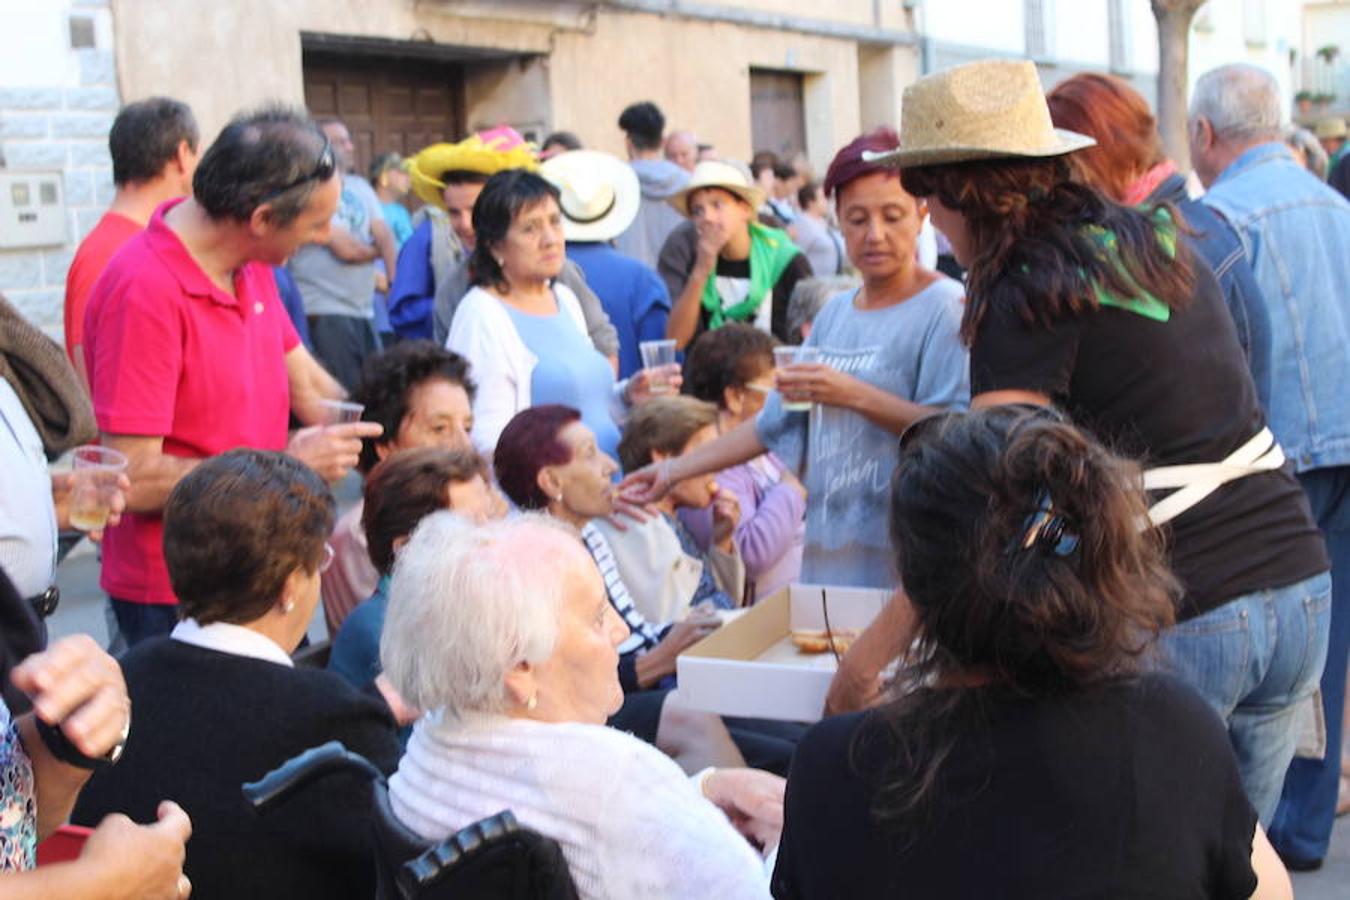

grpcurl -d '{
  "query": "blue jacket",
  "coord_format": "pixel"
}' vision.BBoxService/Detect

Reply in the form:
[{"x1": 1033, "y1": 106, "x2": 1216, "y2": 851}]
[
  {"x1": 1202, "y1": 143, "x2": 1350, "y2": 471},
  {"x1": 385, "y1": 219, "x2": 436, "y2": 340},
  {"x1": 566, "y1": 242, "x2": 671, "y2": 379},
  {"x1": 1150, "y1": 173, "x2": 1273, "y2": 413}
]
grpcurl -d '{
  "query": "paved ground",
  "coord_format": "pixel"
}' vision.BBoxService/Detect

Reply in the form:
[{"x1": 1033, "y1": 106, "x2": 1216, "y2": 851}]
[{"x1": 46, "y1": 523, "x2": 1349, "y2": 895}]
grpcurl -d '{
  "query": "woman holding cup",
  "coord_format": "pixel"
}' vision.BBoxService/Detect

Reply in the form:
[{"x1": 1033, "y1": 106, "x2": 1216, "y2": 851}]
[
  {"x1": 448, "y1": 170, "x2": 677, "y2": 457},
  {"x1": 623, "y1": 129, "x2": 968, "y2": 589}
]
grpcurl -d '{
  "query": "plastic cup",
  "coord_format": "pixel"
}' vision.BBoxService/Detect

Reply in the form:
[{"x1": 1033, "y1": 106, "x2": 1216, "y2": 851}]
[
  {"x1": 69, "y1": 445, "x2": 128, "y2": 533},
  {"x1": 318, "y1": 399, "x2": 365, "y2": 426},
  {"x1": 773, "y1": 346, "x2": 821, "y2": 412},
  {"x1": 639, "y1": 339, "x2": 678, "y2": 395}
]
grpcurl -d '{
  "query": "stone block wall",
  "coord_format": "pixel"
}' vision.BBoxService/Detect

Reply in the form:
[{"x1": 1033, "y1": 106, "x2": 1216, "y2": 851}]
[{"x1": 0, "y1": 42, "x2": 119, "y2": 341}]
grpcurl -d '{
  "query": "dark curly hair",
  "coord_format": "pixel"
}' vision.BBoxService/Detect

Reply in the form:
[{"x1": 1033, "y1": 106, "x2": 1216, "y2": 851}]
[
  {"x1": 681, "y1": 323, "x2": 777, "y2": 410},
  {"x1": 864, "y1": 407, "x2": 1178, "y2": 841},
  {"x1": 900, "y1": 156, "x2": 1194, "y2": 345},
  {"x1": 352, "y1": 341, "x2": 476, "y2": 473}
]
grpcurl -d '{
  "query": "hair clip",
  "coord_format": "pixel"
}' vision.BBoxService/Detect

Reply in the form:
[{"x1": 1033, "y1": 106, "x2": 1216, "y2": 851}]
[{"x1": 1016, "y1": 490, "x2": 1079, "y2": 558}]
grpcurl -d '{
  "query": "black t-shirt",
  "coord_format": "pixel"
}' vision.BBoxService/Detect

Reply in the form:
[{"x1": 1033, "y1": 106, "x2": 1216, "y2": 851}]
[
  {"x1": 970, "y1": 243, "x2": 1327, "y2": 617},
  {"x1": 696, "y1": 251, "x2": 813, "y2": 344},
  {"x1": 772, "y1": 674, "x2": 1258, "y2": 900}
]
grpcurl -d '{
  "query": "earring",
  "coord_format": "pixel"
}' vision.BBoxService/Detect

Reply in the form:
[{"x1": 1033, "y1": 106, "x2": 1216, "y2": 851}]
[
  {"x1": 495, "y1": 257, "x2": 505, "y2": 268},
  {"x1": 283, "y1": 600, "x2": 295, "y2": 614},
  {"x1": 555, "y1": 493, "x2": 564, "y2": 502},
  {"x1": 526, "y1": 693, "x2": 538, "y2": 711}
]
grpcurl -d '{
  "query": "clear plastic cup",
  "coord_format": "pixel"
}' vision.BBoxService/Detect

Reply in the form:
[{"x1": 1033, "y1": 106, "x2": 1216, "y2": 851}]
[
  {"x1": 773, "y1": 345, "x2": 821, "y2": 412},
  {"x1": 69, "y1": 445, "x2": 128, "y2": 533},
  {"x1": 639, "y1": 339, "x2": 678, "y2": 395},
  {"x1": 317, "y1": 399, "x2": 365, "y2": 426}
]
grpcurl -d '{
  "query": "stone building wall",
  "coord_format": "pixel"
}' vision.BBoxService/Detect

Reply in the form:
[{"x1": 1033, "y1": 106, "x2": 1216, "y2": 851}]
[{"x1": 0, "y1": 0, "x2": 119, "y2": 339}]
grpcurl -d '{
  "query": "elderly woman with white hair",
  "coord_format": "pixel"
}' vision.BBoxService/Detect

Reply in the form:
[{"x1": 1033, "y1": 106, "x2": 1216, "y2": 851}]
[{"x1": 382, "y1": 512, "x2": 781, "y2": 899}]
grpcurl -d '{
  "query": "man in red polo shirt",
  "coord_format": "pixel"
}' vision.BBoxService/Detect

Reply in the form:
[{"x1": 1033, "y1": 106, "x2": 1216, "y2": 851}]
[
  {"x1": 84, "y1": 106, "x2": 382, "y2": 646},
  {"x1": 65, "y1": 97, "x2": 199, "y2": 391}
]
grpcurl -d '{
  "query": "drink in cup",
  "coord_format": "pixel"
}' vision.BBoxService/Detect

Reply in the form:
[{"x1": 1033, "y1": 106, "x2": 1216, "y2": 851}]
[
  {"x1": 773, "y1": 346, "x2": 821, "y2": 412},
  {"x1": 318, "y1": 399, "x2": 365, "y2": 426},
  {"x1": 639, "y1": 339, "x2": 678, "y2": 395},
  {"x1": 69, "y1": 445, "x2": 128, "y2": 533}
]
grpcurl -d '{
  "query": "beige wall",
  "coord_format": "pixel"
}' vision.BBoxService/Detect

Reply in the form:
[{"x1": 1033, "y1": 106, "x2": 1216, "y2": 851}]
[
  {"x1": 111, "y1": 0, "x2": 557, "y2": 144},
  {"x1": 550, "y1": 10, "x2": 864, "y2": 173},
  {"x1": 112, "y1": 0, "x2": 907, "y2": 173}
]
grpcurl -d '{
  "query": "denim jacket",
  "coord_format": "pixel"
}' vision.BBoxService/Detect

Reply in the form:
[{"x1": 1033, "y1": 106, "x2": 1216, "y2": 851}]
[
  {"x1": 1202, "y1": 142, "x2": 1350, "y2": 472},
  {"x1": 1150, "y1": 173, "x2": 1273, "y2": 412}
]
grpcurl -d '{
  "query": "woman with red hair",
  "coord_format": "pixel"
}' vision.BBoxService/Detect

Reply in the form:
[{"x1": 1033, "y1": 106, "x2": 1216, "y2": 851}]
[
  {"x1": 1045, "y1": 72, "x2": 1273, "y2": 405},
  {"x1": 623, "y1": 128, "x2": 969, "y2": 591}
]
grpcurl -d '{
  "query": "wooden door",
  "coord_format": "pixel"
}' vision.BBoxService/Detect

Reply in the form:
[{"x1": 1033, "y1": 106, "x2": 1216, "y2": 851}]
[
  {"x1": 750, "y1": 69, "x2": 806, "y2": 160},
  {"x1": 303, "y1": 53, "x2": 464, "y2": 182}
]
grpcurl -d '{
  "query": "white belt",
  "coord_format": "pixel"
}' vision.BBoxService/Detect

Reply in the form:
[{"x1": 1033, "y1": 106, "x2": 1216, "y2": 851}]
[{"x1": 1142, "y1": 427, "x2": 1285, "y2": 527}]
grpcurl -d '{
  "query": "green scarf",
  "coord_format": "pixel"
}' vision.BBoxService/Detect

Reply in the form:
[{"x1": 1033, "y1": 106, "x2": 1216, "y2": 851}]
[
  {"x1": 1088, "y1": 208, "x2": 1178, "y2": 323},
  {"x1": 700, "y1": 222, "x2": 800, "y2": 329}
]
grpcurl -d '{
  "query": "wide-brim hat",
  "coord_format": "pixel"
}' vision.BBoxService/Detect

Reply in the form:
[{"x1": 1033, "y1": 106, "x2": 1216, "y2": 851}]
[
  {"x1": 864, "y1": 59, "x2": 1096, "y2": 169},
  {"x1": 408, "y1": 126, "x2": 538, "y2": 208},
  {"x1": 539, "y1": 150, "x2": 641, "y2": 242},
  {"x1": 1315, "y1": 117, "x2": 1347, "y2": 140},
  {"x1": 667, "y1": 160, "x2": 766, "y2": 217}
]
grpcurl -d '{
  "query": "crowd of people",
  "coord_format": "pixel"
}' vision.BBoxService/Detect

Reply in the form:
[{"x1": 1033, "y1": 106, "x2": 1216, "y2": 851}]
[{"x1": 0, "y1": 53, "x2": 1347, "y2": 899}]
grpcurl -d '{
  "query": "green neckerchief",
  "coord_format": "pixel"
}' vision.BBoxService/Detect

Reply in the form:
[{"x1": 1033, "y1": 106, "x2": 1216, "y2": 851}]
[
  {"x1": 1086, "y1": 208, "x2": 1177, "y2": 323},
  {"x1": 700, "y1": 221, "x2": 800, "y2": 329}
]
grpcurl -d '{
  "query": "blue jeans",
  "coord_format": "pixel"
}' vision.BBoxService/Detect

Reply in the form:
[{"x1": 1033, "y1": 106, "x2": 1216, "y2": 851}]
[
  {"x1": 1271, "y1": 466, "x2": 1350, "y2": 862},
  {"x1": 1158, "y1": 571, "x2": 1332, "y2": 824},
  {"x1": 109, "y1": 597, "x2": 179, "y2": 650}
]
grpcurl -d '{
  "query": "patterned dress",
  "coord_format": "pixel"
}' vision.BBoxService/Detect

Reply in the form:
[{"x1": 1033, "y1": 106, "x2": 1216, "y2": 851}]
[{"x1": 0, "y1": 700, "x2": 36, "y2": 870}]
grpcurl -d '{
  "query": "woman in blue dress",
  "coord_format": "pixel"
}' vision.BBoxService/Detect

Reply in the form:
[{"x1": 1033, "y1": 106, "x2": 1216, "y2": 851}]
[{"x1": 447, "y1": 170, "x2": 673, "y2": 458}]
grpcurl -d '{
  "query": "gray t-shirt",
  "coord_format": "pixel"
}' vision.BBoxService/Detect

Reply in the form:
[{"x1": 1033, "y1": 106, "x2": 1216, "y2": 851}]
[
  {"x1": 288, "y1": 174, "x2": 384, "y2": 318},
  {"x1": 755, "y1": 279, "x2": 969, "y2": 588}
]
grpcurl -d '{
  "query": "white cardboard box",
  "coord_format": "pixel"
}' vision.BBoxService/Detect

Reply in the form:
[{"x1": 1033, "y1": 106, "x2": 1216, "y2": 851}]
[{"x1": 676, "y1": 583, "x2": 891, "y2": 722}]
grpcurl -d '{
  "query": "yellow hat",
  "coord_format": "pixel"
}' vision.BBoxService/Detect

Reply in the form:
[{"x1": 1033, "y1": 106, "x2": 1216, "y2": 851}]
[{"x1": 408, "y1": 126, "x2": 538, "y2": 208}]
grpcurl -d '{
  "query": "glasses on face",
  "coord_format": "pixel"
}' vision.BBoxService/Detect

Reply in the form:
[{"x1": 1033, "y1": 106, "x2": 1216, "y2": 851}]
[
  {"x1": 319, "y1": 542, "x2": 335, "y2": 574},
  {"x1": 259, "y1": 136, "x2": 335, "y2": 204}
]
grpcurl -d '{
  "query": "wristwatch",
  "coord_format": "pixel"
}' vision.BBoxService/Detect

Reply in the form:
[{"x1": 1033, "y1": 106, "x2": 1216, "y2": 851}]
[{"x1": 35, "y1": 706, "x2": 130, "y2": 769}]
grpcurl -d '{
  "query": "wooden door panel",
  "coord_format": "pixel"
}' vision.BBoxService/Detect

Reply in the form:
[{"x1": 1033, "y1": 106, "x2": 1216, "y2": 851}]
[
  {"x1": 303, "y1": 52, "x2": 464, "y2": 180},
  {"x1": 750, "y1": 69, "x2": 806, "y2": 160}
]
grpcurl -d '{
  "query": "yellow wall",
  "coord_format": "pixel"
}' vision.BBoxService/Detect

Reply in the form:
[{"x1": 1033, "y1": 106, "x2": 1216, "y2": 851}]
[{"x1": 112, "y1": 0, "x2": 908, "y2": 172}]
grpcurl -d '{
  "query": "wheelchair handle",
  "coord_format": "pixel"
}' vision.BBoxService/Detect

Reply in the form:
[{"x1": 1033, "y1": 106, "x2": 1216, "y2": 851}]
[{"x1": 242, "y1": 741, "x2": 385, "y2": 812}]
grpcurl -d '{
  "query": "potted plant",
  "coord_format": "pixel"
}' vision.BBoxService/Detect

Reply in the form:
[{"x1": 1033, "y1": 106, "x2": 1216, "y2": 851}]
[
  {"x1": 1296, "y1": 89, "x2": 1315, "y2": 115},
  {"x1": 1316, "y1": 44, "x2": 1340, "y2": 65}
]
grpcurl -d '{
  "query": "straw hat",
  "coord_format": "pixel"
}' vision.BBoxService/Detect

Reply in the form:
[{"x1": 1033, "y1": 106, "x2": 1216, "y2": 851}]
[
  {"x1": 864, "y1": 59, "x2": 1096, "y2": 168},
  {"x1": 539, "y1": 150, "x2": 641, "y2": 242},
  {"x1": 667, "y1": 160, "x2": 766, "y2": 217},
  {"x1": 408, "y1": 126, "x2": 538, "y2": 208},
  {"x1": 1315, "y1": 118, "x2": 1348, "y2": 140}
]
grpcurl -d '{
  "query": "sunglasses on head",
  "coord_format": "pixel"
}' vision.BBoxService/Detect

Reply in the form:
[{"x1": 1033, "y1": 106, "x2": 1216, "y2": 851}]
[{"x1": 259, "y1": 136, "x2": 336, "y2": 204}]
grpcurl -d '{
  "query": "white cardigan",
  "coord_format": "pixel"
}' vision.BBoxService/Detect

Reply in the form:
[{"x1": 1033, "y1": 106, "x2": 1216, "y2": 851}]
[
  {"x1": 446, "y1": 284, "x2": 590, "y2": 453},
  {"x1": 390, "y1": 712, "x2": 770, "y2": 900}
]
